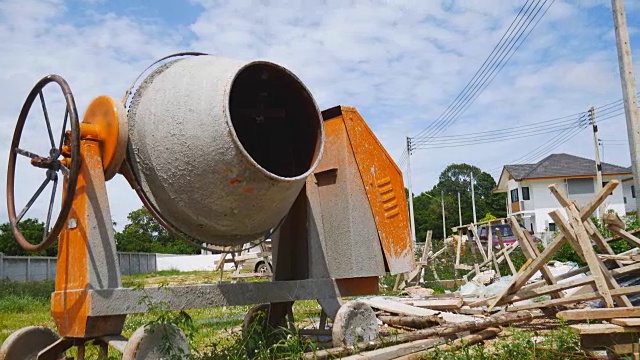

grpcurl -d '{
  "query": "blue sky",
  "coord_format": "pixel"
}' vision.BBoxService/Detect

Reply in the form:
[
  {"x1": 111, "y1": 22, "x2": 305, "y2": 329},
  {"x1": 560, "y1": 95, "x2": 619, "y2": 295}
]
[{"x1": 0, "y1": 0, "x2": 639, "y2": 228}]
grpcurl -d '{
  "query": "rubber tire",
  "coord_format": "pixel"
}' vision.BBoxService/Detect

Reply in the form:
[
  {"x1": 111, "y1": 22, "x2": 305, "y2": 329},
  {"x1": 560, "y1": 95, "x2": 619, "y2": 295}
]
[
  {"x1": 122, "y1": 324, "x2": 189, "y2": 360},
  {"x1": 0, "y1": 326, "x2": 60, "y2": 360}
]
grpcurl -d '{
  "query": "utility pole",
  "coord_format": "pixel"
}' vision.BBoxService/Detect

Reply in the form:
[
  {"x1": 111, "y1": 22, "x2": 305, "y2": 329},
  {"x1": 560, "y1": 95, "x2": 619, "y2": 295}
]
[
  {"x1": 611, "y1": 0, "x2": 640, "y2": 213},
  {"x1": 471, "y1": 173, "x2": 477, "y2": 223},
  {"x1": 590, "y1": 107, "x2": 605, "y2": 219},
  {"x1": 406, "y1": 137, "x2": 416, "y2": 246},
  {"x1": 441, "y1": 190, "x2": 446, "y2": 239},
  {"x1": 457, "y1": 191, "x2": 462, "y2": 227}
]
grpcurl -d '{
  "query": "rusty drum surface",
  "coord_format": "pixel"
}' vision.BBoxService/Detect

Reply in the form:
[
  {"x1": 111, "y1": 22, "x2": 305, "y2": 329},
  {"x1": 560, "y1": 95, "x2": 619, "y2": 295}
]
[{"x1": 128, "y1": 55, "x2": 324, "y2": 246}]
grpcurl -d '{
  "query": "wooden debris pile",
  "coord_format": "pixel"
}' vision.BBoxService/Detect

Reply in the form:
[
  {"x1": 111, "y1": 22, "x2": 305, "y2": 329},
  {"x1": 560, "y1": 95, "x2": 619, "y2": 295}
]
[
  {"x1": 301, "y1": 296, "x2": 536, "y2": 360},
  {"x1": 455, "y1": 180, "x2": 640, "y2": 357}
]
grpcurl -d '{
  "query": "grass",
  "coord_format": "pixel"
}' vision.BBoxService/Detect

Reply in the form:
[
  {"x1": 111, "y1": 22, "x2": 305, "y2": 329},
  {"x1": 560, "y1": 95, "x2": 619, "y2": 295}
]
[
  {"x1": 0, "y1": 270, "x2": 602, "y2": 360},
  {"x1": 0, "y1": 272, "x2": 325, "y2": 359},
  {"x1": 426, "y1": 325, "x2": 587, "y2": 360}
]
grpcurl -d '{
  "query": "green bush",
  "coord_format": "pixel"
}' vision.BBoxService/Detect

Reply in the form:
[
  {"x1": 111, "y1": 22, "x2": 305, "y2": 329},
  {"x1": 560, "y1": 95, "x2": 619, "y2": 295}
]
[{"x1": 0, "y1": 279, "x2": 54, "y2": 300}]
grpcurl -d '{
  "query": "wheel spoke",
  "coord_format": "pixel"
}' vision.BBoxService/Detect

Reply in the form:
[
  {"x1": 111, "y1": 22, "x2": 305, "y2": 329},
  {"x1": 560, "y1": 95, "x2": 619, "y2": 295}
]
[
  {"x1": 58, "y1": 106, "x2": 68, "y2": 152},
  {"x1": 43, "y1": 175, "x2": 58, "y2": 241},
  {"x1": 59, "y1": 163, "x2": 70, "y2": 177},
  {"x1": 39, "y1": 91, "x2": 56, "y2": 148},
  {"x1": 17, "y1": 177, "x2": 50, "y2": 222},
  {"x1": 15, "y1": 147, "x2": 44, "y2": 159}
]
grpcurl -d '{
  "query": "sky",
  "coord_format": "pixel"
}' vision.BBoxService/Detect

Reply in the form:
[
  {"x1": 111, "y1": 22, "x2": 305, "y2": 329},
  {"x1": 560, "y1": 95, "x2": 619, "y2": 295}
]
[{"x1": 0, "y1": 0, "x2": 639, "y2": 230}]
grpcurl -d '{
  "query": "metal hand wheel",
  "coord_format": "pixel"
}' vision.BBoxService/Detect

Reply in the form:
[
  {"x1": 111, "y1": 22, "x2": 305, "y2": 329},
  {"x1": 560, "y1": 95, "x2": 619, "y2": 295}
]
[{"x1": 6, "y1": 75, "x2": 80, "y2": 252}]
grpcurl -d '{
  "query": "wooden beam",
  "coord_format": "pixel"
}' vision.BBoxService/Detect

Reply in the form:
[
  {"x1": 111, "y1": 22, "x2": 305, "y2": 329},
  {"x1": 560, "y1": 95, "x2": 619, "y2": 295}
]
[
  {"x1": 496, "y1": 231, "x2": 517, "y2": 275},
  {"x1": 484, "y1": 182, "x2": 619, "y2": 310},
  {"x1": 470, "y1": 224, "x2": 488, "y2": 261},
  {"x1": 507, "y1": 285, "x2": 640, "y2": 312},
  {"x1": 509, "y1": 216, "x2": 560, "y2": 298},
  {"x1": 551, "y1": 210, "x2": 614, "y2": 307},
  {"x1": 558, "y1": 307, "x2": 640, "y2": 321},
  {"x1": 608, "y1": 225, "x2": 640, "y2": 249},
  {"x1": 612, "y1": 318, "x2": 640, "y2": 327},
  {"x1": 565, "y1": 208, "x2": 633, "y2": 307},
  {"x1": 464, "y1": 242, "x2": 518, "y2": 280},
  {"x1": 570, "y1": 323, "x2": 640, "y2": 334}
]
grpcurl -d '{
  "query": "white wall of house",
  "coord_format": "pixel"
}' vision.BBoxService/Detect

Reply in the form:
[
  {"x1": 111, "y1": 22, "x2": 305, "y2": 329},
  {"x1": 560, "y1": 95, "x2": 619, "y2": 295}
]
[{"x1": 505, "y1": 175, "x2": 627, "y2": 235}]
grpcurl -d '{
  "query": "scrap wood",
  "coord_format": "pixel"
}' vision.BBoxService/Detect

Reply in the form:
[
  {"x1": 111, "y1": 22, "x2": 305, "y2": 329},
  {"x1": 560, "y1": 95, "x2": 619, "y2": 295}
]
[
  {"x1": 608, "y1": 224, "x2": 640, "y2": 249},
  {"x1": 612, "y1": 318, "x2": 640, "y2": 327},
  {"x1": 558, "y1": 307, "x2": 640, "y2": 321},
  {"x1": 471, "y1": 262, "x2": 640, "y2": 308},
  {"x1": 484, "y1": 181, "x2": 620, "y2": 311},
  {"x1": 599, "y1": 254, "x2": 640, "y2": 262},
  {"x1": 401, "y1": 298, "x2": 463, "y2": 310},
  {"x1": 555, "y1": 261, "x2": 640, "y2": 300},
  {"x1": 507, "y1": 284, "x2": 640, "y2": 312},
  {"x1": 497, "y1": 231, "x2": 517, "y2": 275},
  {"x1": 570, "y1": 323, "x2": 640, "y2": 334},
  {"x1": 339, "y1": 336, "x2": 450, "y2": 360},
  {"x1": 378, "y1": 315, "x2": 445, "y2": 329},
  {"x1": 550, "y1": 211, "x2": 616, "y2": 308},
  {"x1": 552, "y1": 205, "x2": 632, "y2": 307},
  {"x1": 510, "y1": 216, "x2": 561, "y2": 299},
  {"x1": 302, "y1": 311, "x2": 534, "y2": 360},
  {"x1": 463, "y1": 242, "x2": 519, "y2": 281},
  {"x1": 361, "y1": 297, "x2": 476, "y2": 323},
  {"x1": 394, "y1": 327, "x2": 502, "y2": 360}
]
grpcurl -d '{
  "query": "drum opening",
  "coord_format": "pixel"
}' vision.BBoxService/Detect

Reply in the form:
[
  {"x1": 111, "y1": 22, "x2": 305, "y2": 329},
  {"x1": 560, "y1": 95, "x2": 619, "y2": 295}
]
[{"x1": 229, "y1": 63, "x2": 322, "y2": 178}]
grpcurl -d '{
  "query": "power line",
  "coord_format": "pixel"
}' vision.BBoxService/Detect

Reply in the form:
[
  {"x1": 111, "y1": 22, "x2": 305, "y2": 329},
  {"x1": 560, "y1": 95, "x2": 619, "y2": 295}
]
[
  {"x1": 488, "y1": 109, "x2": 627, "y2": 176},
  {"x1": 412, "y1": 0, "x2": 540, "y2": 141},
  {"x1": 413, "y1": 122, "x2": 583, "y2": 149},
  {"x1": 412, "y1": 0, "x2": 554, "y2": 145}
]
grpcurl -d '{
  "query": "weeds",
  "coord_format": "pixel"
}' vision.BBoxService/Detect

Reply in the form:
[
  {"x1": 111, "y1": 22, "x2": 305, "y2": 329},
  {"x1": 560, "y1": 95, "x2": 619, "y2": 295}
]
[{"x1": 426, "y1": 325, "x2": 586, "y2": 360}]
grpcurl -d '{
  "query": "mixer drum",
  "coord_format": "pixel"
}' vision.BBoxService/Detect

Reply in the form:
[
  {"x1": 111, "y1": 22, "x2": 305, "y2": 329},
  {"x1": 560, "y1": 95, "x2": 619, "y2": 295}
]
[{"x1": 128, "y1": 56, "x2": 324, "y2": 246}]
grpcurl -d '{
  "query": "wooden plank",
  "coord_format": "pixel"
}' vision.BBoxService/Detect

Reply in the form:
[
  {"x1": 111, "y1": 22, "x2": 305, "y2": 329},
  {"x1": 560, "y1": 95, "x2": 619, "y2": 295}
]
[
  {"x1": 486, "y1": 182, "x2": 619, "y2": 311},
  {"x1": 508, "y1": 284, "x2": 640, "y2": 312},
  {"x1": 585, "y1": 220, "x2": 625, "y2": 268},
  {"x1": 339, "y1": 337, "x2": 448, "y2": 360},
  {"x1": 609, "y1": 225, "x2": 640, "y2": 249},
  {"x1": 565, "y1": 261, "x2": 640, "y2": 298},
  {"x1": 360, "y1": 297, "x2": 476, "y2": 323},
  {"x1": 558, "y1": 307, "x2": 640, "y2": 321},
  {"x1": 569, "y1": 323, "x2": 640, "y2": 334},
  {"x1": 487, "y1": 225, "x2": 497, "y2": 274},
  {"x1": 454, "y1": 233, "x2": 462, "y2": 275},
  {"x1": 563, "y1": 206, "x2": 633, "y2": 307},
  {"x1": 612, "y1": 318, "x2": 640, "y2": 327},
  {"x1": 509, "y1": 217, "x2": 560, "y2": 299},
  {"x1": 403, "y1": 298, "x2": 463, "y2": 310},
  {"x1": 464, "y1": 242, "x2": 518, "y2": 280},
  {"x1": 470, "y1": 224, "x2": 488, "y2": 261},
  {"x1": 500, "y1": 275, "x2": 595, "y2": 305},
  {"x1": 551, "y1": 210, "x2": 615, "y2": 308},
  {"x1": 496, "y1": 231, "x2": 517, "y2": 275}
]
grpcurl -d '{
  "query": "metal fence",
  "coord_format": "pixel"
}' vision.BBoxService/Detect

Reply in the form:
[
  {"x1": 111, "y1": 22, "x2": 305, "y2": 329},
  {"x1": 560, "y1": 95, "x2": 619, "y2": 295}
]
[{"x1": 0, "y1": 252, "x2": 157, "y2": 282}]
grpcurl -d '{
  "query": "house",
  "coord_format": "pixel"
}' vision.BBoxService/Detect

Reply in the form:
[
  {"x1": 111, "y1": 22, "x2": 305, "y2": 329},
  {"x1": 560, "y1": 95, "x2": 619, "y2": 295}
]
[{"x1": 494, "y1": 153, "x2": 632, "y2": 236}]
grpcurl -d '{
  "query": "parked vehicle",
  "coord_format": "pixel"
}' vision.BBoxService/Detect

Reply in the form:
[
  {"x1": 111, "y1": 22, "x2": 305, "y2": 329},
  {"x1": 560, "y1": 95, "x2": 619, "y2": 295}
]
[
  {"x1": 474, "y1": 223, "x2": 540, "y2": 247},
  {"x1": 243, "y1": 256, "x2": 272, "y2": 274}
]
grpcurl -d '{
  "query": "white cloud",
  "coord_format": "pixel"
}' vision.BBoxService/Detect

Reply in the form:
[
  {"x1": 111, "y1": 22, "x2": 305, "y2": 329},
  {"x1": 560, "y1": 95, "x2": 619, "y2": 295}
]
[{"x1": 0, "y1": 0, "x2": 638, "y2": 232}]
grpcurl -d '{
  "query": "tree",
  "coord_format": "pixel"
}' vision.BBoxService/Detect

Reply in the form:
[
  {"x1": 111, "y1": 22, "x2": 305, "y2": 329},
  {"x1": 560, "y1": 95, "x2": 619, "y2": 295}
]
[
  {"x1": 115, "y1": 208, "x2": 198, "y2": 254},
  {"x1": 410, "y1": 163, "x2": 506, "y2": 241},
  {"x1": 0, "y1": 218, "x2": 56, "y2": 256}
]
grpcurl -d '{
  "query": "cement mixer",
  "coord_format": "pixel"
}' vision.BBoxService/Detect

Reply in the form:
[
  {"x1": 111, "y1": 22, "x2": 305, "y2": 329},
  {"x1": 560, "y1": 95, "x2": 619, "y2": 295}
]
[{"x1": 1, "y1": 53, "x2": 414, "y2": 359}]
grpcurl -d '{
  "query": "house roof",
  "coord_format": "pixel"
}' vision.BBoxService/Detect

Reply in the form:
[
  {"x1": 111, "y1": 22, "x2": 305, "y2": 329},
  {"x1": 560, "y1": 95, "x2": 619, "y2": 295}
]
[{"x1": 495, "y1": 153, "x2": 632, "y2": 192}]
